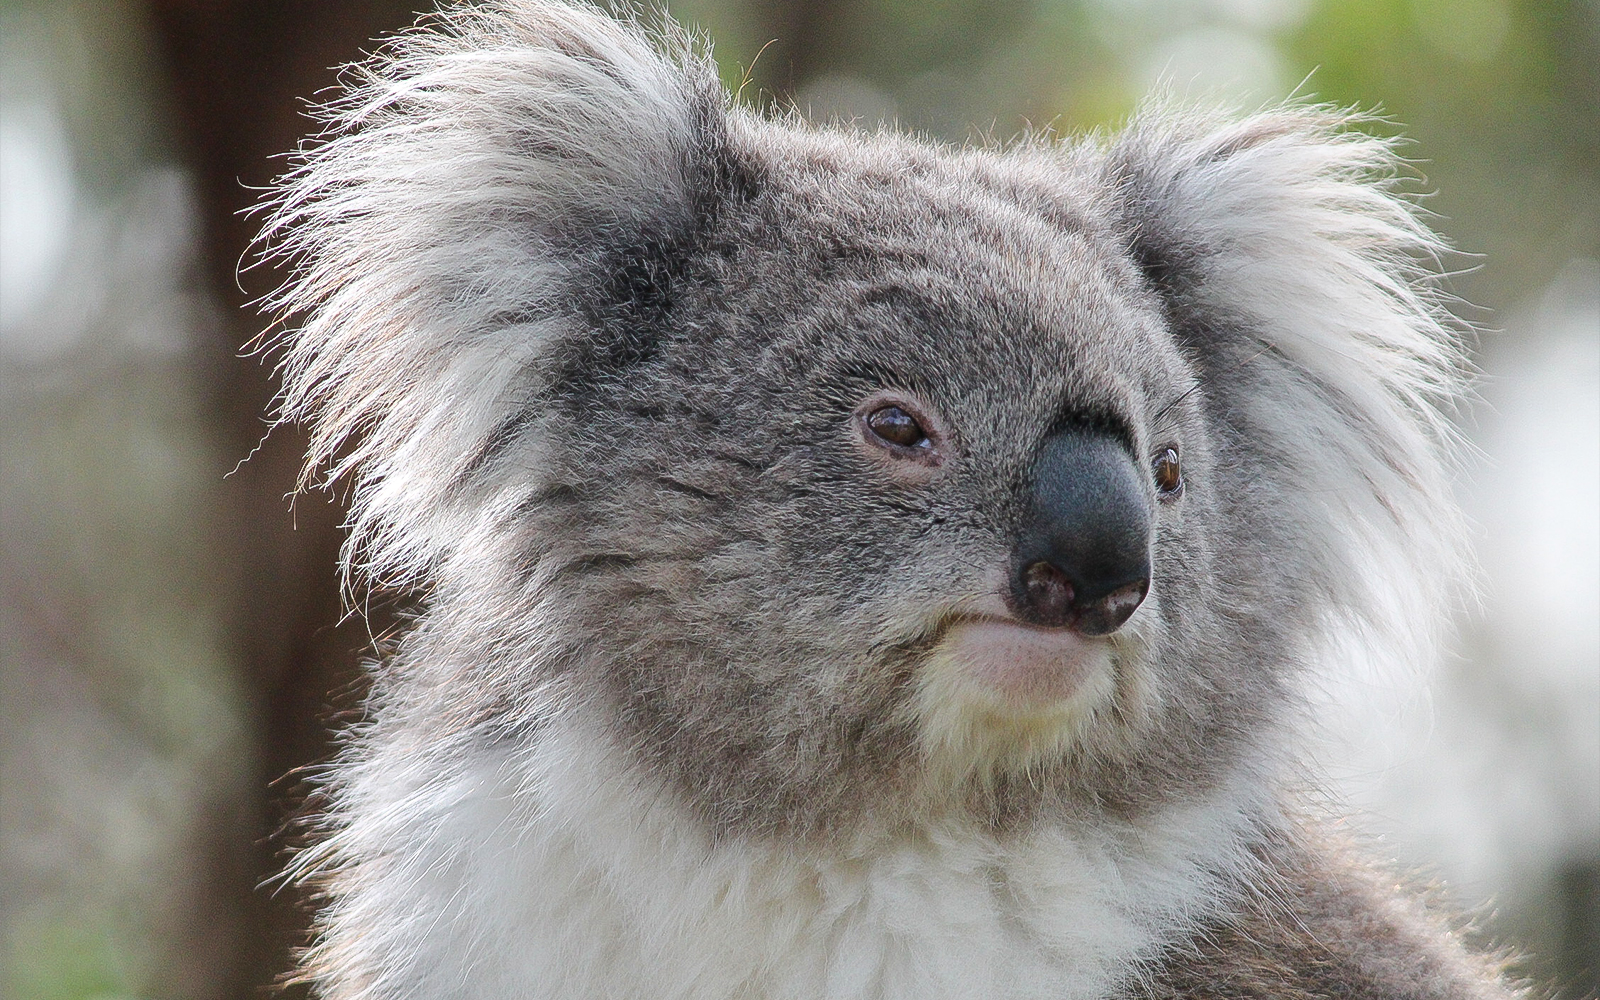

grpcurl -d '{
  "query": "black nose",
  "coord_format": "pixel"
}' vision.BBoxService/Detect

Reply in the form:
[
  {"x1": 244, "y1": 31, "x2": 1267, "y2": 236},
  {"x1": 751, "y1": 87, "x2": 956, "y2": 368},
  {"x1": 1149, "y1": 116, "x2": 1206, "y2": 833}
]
[{"x1": 1010, "y1": 428, "x2": 1151, "y2": 635}]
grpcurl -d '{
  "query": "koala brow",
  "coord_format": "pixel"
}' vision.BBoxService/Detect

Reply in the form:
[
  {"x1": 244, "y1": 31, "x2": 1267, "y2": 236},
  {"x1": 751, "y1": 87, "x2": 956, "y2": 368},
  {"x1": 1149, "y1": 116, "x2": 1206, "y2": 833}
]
[
  {"x1": 1044, "y1": 403, "x2": 1138, "y2": 457},
  {"x1": 825, "y1": 359, "x2": 934, "y2": 400}
]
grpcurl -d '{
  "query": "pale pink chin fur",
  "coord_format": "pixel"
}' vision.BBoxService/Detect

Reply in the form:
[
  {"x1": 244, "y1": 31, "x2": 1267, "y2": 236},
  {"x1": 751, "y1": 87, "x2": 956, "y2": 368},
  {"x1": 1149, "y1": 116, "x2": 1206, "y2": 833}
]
[{"x1": 938, "y1": 620, "x2": 1104, "y2": 707}]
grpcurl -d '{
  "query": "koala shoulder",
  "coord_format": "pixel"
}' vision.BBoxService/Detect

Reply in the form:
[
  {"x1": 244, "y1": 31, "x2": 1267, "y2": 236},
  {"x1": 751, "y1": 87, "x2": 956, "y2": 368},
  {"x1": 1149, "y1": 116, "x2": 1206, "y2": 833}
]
[{"x1": 1138, "y1": 825, "x2": 1522, "y2": 999}]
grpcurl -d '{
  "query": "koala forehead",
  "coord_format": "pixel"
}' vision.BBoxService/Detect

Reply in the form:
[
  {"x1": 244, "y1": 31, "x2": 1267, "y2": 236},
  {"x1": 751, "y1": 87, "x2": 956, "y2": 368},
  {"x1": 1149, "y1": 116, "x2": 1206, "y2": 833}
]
[{"x1": 602, "y1": 123, "x2": 1191, "y2": 462}]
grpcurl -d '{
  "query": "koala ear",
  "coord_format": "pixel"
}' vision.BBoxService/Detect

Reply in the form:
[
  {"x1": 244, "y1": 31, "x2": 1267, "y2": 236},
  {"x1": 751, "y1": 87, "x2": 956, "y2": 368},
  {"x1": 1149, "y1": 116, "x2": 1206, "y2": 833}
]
[
  {"x1": 258, "y1": 1, "x2": 732, "y2": 585},
  {"x1": 1106, "y1": 105, "x2": 1471, "y2": 657}
]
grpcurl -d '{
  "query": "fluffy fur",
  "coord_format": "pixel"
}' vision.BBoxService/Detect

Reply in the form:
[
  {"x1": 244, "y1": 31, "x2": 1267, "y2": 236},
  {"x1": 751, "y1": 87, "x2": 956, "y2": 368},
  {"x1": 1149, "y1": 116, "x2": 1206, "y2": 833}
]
[{"x1": 260, "y1": 2, "x2": 1516, "y2": 997}]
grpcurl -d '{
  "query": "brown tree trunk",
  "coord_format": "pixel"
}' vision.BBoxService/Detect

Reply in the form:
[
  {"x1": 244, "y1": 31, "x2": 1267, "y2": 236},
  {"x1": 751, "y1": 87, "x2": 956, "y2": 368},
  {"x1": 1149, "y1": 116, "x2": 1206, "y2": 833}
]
[{"x1": 142, "y1": 3, "x2": 416, "y2": 995}]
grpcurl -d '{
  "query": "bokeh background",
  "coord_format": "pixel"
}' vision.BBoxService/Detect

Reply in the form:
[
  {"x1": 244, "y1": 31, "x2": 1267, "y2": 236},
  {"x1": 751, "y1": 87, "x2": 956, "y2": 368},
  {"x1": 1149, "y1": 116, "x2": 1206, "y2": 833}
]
[{"x1": 1, "y1": 0, "x2": 1595, "y2": 997}]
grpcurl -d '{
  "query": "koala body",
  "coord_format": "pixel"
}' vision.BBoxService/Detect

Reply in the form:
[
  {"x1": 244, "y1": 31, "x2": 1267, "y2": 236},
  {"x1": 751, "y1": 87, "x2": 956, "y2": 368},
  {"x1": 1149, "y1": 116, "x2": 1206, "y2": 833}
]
[{"x1": 264, "y1": 3, "x2": 1519, "y2": 997}]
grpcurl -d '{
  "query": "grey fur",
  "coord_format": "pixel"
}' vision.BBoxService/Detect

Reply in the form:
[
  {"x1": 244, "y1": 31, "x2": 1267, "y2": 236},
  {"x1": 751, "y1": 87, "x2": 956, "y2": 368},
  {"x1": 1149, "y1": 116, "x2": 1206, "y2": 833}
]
[{"x1": 260, "y1": 2, "x2": 1518, "y2": 997}]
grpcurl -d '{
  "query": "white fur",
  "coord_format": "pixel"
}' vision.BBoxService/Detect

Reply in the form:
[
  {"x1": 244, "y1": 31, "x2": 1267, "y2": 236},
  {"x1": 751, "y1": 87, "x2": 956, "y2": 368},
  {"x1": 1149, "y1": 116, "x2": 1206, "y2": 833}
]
[
  {"x1": 257, "y1": 1, "x2": 714, "y2": 589},
  {"x1": 1109, "y1": 105, "x2": 1472, "y2": 666},
  {"x1": 308, "y1": 703, "x2": 1270, "y2": 1000}
]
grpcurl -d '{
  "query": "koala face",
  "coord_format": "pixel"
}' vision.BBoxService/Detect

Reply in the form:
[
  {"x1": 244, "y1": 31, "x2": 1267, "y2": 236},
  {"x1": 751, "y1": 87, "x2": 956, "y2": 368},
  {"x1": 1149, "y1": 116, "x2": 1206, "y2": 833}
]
[
  {"x1": 266, "y1": 4, "x2": 1461, "y2": 841},
  {"x1": 466, "y1": 133, "x2": 1266, "y2": 835}
]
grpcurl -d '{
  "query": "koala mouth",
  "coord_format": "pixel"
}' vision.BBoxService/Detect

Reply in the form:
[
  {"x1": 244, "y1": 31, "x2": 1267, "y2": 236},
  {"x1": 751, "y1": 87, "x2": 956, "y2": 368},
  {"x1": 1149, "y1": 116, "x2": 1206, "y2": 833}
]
[
  {"x1": 932, "y1": 614, "x2": 1111, "y2": 708},
  {"x1": 899, "y1": 607, "x2": 1121, "y2": 782}
]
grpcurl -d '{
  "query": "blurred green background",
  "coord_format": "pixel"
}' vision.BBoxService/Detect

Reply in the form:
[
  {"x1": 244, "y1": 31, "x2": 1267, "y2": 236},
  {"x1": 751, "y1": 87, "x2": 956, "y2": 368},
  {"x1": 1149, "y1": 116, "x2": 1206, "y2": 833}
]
[{"x1": 1, "y1": 1, "x2": 1595, "y2": 997}]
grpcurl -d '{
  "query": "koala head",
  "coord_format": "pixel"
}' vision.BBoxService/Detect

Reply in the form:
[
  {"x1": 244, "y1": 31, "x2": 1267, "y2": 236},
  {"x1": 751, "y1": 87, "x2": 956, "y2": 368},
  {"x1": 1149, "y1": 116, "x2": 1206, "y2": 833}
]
[{"x1": 263, "y1": 1, "x2": 1466, "y2": 839}]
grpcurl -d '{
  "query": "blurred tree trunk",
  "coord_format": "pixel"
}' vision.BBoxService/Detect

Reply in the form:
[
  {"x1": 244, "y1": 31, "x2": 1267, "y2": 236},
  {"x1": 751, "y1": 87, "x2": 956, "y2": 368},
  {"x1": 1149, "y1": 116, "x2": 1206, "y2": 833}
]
[
  {"x1": 141, "y1": 3, "x2": 417, "y2": 995},
  {"x1": 741, "y1": 0, "x2": 858, "y2": 97}
]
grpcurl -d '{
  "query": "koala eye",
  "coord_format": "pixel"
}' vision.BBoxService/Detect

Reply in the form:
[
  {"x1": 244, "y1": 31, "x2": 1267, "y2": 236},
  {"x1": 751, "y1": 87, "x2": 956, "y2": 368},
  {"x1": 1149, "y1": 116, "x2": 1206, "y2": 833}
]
[
  {"x1": 1153, "y1": 446, "x2": 1183, "y2": 499},
  {"x1": 866, "y1": 405, "x2": 930, "y2": 450},
  {"x1": 854, "y1": 394, "x2": 947, "y2": 474}
]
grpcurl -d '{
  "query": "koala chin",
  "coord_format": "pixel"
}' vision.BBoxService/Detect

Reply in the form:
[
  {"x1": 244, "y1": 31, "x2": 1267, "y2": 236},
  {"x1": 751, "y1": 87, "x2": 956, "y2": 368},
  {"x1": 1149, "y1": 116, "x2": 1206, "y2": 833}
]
[{"x1": 261, "y1": 2, "x2": 1523, "y2": 998}]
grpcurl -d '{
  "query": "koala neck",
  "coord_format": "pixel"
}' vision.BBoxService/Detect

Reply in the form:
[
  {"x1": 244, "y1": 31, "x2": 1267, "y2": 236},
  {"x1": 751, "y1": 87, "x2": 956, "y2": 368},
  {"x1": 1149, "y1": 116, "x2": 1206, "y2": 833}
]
[{"x1": 339, "y1": 700, "x2": 1279, "y2": 1000}]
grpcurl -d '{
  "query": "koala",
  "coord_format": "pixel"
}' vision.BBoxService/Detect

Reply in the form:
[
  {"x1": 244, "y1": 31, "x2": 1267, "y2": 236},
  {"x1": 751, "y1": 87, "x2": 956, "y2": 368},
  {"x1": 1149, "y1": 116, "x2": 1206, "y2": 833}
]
[{"x1": 261, "y1": 2, "x2": 1522, "y2": 998}]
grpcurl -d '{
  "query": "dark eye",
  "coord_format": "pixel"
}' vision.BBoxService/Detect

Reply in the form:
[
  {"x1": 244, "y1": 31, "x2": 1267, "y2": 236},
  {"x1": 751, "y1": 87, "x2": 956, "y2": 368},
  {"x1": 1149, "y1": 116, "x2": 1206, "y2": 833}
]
[
  {"x1": 866, "y1": 405, "x2": 930, "y2": 450},
  {"x1": 1153, "y1": 446, "x2": 1182, "y2": 498}
]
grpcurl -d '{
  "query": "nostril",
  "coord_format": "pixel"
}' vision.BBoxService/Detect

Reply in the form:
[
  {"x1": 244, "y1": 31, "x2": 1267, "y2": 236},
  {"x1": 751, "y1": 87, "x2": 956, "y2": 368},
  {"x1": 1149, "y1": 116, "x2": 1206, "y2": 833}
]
[
  {"x1": 1021, "y1": 560, "x2": 1075, "y2": 627},
  {"x1": 1072, "y1": 578, "x2": 1149, "y2": 637},
  {"x1": 1014, "y1": 560, "x2": 1149, "y2": 634}
]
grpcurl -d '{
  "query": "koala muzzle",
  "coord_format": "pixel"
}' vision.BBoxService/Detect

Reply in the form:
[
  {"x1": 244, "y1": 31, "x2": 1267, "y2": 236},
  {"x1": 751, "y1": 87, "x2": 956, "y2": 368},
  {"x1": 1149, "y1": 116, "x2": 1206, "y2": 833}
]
[{"x1": 1010, "y1": 429, "x2": 1152, "y2": 636}]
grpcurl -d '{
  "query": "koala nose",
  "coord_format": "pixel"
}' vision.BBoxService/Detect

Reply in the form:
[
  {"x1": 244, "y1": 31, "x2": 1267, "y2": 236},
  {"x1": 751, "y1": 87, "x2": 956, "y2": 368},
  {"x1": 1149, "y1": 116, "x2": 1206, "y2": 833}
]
[{"x1": 1010, "y1": 428, "x2": 1152, "y2": 636}]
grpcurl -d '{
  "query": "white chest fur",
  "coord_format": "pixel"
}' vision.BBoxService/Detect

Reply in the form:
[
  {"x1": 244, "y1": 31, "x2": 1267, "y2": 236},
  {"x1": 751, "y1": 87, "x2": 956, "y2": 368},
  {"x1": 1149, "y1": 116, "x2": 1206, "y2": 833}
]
[{"x1": 318, "y1": 715, "x2": 1261, "y2": 1000}]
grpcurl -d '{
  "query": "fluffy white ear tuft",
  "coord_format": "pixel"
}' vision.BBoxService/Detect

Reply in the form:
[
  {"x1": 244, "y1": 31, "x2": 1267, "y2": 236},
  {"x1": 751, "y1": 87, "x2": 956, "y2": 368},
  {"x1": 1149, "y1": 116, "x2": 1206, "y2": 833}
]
[
  {"x1": 257, "y1": 0, "x2": 725, "y2": 587},
  {"x1": 1107, "y1": 104, "x2": 1472, "y2": 669}
]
